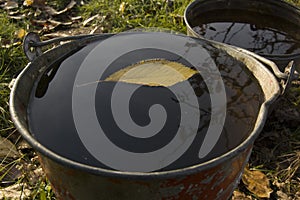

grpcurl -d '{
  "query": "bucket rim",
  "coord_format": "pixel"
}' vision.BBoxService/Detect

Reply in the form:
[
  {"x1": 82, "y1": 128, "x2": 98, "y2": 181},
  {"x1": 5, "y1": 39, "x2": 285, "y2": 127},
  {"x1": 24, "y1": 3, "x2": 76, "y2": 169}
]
[{"x1": 10, "y1": 32, "x2": 280, "y2": 179}]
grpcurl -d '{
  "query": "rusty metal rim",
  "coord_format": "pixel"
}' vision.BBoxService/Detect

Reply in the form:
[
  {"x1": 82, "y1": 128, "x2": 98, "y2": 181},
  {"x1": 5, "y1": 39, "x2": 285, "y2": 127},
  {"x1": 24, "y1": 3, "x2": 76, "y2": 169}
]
[
  {"x1": 184, "y1": 0, "x2": 300, "y2": 62},
  {"x1": 10, "y1": 33, "x2": 279, "y2": 180}
]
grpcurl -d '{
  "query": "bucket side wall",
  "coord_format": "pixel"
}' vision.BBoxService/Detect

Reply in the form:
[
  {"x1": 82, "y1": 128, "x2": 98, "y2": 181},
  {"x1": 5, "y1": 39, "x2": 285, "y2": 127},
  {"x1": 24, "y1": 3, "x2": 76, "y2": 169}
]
[{"x1": 38, "y1": 146, "x2": 252, "y2": 200}]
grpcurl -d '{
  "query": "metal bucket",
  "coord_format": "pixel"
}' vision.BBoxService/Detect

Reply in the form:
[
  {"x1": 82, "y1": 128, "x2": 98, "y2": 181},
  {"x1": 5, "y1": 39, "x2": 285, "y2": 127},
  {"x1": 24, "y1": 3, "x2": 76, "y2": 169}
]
[
  {"x1": 184, "y1": 0, "x2": 300, "y2": 71},
  {"x1": 10, "y1": 32, "x2": 285, "y2": 200}
]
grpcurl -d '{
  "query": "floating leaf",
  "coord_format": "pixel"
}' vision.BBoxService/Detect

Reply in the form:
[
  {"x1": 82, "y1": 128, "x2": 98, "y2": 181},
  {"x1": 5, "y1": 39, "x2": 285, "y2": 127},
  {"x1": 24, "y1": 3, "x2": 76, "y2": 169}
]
[
  {"x1": 105, "y1": 59, "x2": 197, "y2": 87},
  {"x1": 242, "y1": 167, "x2": 273, "y2": 198}
]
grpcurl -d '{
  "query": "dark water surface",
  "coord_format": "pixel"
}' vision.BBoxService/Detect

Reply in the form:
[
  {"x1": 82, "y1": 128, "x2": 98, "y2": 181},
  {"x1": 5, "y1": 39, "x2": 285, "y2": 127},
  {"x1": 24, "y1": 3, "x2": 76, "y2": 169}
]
[
  {"x1": 192, "y1": 10, "x2": 300, "y2": 55},
  {"x1": 27, "y1": 33, "x2": 264, "y2": 172}
]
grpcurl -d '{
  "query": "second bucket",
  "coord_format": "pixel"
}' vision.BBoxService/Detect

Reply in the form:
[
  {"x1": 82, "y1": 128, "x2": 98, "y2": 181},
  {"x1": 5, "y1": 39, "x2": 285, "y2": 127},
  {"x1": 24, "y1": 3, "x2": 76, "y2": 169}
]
[{"x1": 184, "y1": 0, "x2": 300, "y2": 71}]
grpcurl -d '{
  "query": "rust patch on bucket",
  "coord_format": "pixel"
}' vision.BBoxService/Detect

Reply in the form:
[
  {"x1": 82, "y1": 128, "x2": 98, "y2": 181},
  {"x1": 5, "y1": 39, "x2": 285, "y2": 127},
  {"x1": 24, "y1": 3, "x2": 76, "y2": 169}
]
[{"x1": 159, "y1": 146, "x2": 252, "y2": 200}]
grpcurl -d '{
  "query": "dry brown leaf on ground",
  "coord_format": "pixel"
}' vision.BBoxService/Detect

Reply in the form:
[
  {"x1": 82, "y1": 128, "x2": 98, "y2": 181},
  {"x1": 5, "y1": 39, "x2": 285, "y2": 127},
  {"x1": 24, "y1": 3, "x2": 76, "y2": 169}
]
[
  {"x1": 276, "y1": 191, "x2": 290, "y2": 200},
  {"x1": 32, "y1": 19, "x2": 73, "y2": 31},
  {"x1": 15, "y1": 28, "x2": 26, "y2": 39},
  {"x1": 82, "y1": 14, "x2": 100, "y2": 27},
  {"x1": 278, "y1": 151, "x2": 300, "y2": 181},
  {"x1": 0, "y1": 136, "x2": 19, "y2": 158},
  {"x1": 43, "y1": 0, "x2": 76, "y2": 16},
  {"x1": 43, "y1": 32, "x2": 71, "y2": 38},
  {"x1": 7, "y1": 9, "x2": 19, "y2": 15},
  {"x1": 23, "y1": 0, "x2": 34, "y2": 6},
  {"x1": 24, "y1": 0, "x2": 46, "y2": 8},
  {"x1": 242, "y1": 167, "x2": 273, "y2": 198},
  {"x1": 71, "y1": 15, "x2": 82, "y2": 22},
  {"x1": 8, "y1": 14, "x2": 25, "y2": 20},
  {"x1": 0, "y1": 137, "x2": 22, "y2": 186},
  {"x1": 232, "y1": 190, "x2": 253, "y2": 200},
  {"x1": 2, "y1": 0, "x2": 18, "y2": 10},
  {"x1": 0, "y1": 183, "x2": 31, "y2": 199}
]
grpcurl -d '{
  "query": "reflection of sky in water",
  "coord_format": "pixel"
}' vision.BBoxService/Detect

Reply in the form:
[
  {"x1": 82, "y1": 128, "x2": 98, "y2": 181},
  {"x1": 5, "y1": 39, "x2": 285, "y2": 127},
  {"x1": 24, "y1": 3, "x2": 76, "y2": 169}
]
[{"x1": 193, "y1": 22, "x2": 300, "y2": 55}]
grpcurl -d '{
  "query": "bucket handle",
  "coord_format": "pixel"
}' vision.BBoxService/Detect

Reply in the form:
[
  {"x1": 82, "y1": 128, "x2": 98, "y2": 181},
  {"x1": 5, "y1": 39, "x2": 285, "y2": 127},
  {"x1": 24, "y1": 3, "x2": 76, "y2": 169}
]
[
  {"x1": 228, "y1": 45, "x2": 299, "y2": 95},
  {"x1": 23, "y1": 32, "x2": 114, "y2": 62}
]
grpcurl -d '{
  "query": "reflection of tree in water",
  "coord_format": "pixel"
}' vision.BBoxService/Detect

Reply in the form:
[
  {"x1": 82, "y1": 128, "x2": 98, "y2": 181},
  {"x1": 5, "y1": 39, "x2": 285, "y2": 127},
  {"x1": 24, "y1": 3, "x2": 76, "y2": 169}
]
[
  {"x1": 188, "y1": 46, "x2": 263, "y2": 153},
  {"x1": 194, "y1": 22, "x2": 300, "y2": 54}
]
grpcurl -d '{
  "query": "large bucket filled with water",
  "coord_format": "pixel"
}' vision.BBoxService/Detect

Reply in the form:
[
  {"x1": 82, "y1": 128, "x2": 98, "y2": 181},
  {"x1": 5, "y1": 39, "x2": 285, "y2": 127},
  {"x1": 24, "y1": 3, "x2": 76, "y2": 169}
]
[
  {"x1": 184, "y1": 0, "x2": 300, "y2": 71},
  {"x1": 10, "y1": 31, "x2": 281, "y2": 199}
]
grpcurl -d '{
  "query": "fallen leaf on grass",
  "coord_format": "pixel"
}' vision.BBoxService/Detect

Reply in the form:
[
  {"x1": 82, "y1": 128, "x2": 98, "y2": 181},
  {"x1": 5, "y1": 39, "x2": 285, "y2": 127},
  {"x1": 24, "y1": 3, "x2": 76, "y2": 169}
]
[
  {"x1": 71, "y1": 16, "x2": 82, "y2": 22},
  {"x1": 242, "y1": 167, "x2": 273, "y2": 198},
  {"x1": 0, "y1": 137, "x2": 22, "y2": 186},
  {"x1": 15, "y1": 28, "x2": 26, "y2": 39},
  {"x1": 276, "y1": 191, "x2": 289, "y2": 200},
  {"x1": 23, "y1": 0, "x2": 34, "y2": 6},
  {"x1": 43, "y1": 32, "x2": 71, "y2": 38},
  {"x1": 45, "y1": 19, "x2": 72, "y2": 31},
  {"x1": 82, "y1": 14, "x2": 99, "y2": 27},
  {"x1": 0, "y1": 183, "x2": 31, "y2": 199},
  {"x1": 119, "y1": 2, "x2": 126, "y2": 14},
  {"x1": 43, "y1": 0, "x2": 76, "y2": 16},
  {"x1": 7, "y1": 9, "x2": 19, "y2": 15},
  {"x1": 0, "y1": 137, "x2": 19, "y2": 158},
  {"x1": 8, "y1": 14, "x2": 25, "y2": 20},
  {"x1": 27, "y1": 166, "x2": 44, "y2": 185},
  {"x1": 3, "y1": 0, "x2": 18, "y2": 10},
  {"x1": 32, "y1": 19, "x2": 73, "y2": 31},
  {"x1": 16, "y1": 139, "x2": 32, "y2": 151},
  {"x1": 23, "y1": 0, "x2": 45, "y2": 7},
  {"x1": 232, "y1": 190, "x2": 253, "y2": 200}
]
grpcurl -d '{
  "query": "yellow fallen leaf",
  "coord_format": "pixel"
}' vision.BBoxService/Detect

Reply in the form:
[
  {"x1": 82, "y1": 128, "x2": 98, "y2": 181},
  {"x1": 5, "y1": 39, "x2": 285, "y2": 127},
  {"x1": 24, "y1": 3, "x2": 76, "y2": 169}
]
[
  {"x1": 23, "y1": 0, "x2": 34, "y2": 6},
  {"x1": 15, "y1": 29, "x2": 26, "y2": 39},
  {"x1": 232, "y1": 190, "x2": 252, "y2": 200},
  {"x1": 119, "y1": 2, "x2": 126, "y2": 14},
  {"x1": 105, "y1": 59, "x2": 197, "y2": 87},
  {"x1": 242, "y1": 167, "x2": 273, "y2": 198}
]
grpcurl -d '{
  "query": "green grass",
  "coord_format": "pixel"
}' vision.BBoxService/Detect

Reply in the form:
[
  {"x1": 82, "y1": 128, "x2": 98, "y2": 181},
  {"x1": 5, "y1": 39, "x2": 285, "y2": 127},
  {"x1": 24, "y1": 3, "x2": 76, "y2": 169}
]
[
  {"x1": 79, "y1": 0, "x2": 191, "y2": 33},
  {"x1": 0, "y1": 12, "x2": 27, "y2": 137}
]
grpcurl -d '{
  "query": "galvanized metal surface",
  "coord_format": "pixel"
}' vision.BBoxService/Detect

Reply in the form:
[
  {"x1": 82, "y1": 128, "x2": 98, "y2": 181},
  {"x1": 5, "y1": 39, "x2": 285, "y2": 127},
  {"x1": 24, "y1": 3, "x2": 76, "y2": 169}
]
[
  {"x1": 10, "y1": 33, "x2": 281, "y2": 200},
  {"x1": 184, "y1": 0, "x2": 300, "y2": 73},
  {"x1": 37, "y1": 146, "x2": 252, "y2": 200}
]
